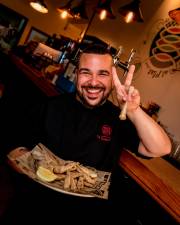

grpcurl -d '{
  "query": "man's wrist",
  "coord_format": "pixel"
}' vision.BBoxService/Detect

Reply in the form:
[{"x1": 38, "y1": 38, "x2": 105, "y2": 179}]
[{"x1": 127, "y1": 106, "x2": 142, "y2": 121}]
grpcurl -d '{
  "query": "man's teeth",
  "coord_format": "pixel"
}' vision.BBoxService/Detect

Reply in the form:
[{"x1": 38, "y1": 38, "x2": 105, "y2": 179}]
[{"x1": 87, "y1": 88, "x2": 101, "y2": 93}]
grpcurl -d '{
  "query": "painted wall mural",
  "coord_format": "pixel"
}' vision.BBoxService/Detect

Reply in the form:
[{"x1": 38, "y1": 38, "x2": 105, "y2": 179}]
[
  {"x1": 136, "y1": 7, "x2": 180, "y2": 79},
  {"x1": 132, "y1": 7, "x2": 180, "y2": 143},
  {"x1": 148, "y1": 8, "x2": 180, "y2": 78}
]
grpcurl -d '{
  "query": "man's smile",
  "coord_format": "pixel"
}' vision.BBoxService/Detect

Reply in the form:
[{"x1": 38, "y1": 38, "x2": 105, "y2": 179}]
[{"x1": 83, "y1": 87, "x2": 104, "y2": 98}]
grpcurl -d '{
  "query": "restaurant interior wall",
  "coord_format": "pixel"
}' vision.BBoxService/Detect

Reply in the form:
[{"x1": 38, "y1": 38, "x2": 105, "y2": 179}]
[
  {"x1": 1, "y1": 0, "x2": 164, "y2": 52},
  {"x1": 0, "y1": 0, "x2": 82, "y2": 43},
  {"x1": 132, "y1": 0, "x2": 180, "y2": 142}
]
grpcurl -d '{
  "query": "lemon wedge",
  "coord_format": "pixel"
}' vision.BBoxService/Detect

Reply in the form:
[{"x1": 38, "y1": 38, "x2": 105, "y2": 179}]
[{"x1": 36, "y1": 166, "x2": 57, "y2": 182}]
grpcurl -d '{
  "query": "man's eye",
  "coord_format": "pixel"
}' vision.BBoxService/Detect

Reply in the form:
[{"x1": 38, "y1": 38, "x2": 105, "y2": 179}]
[
  {"x1": 99, "y1": 73, "x2": 109, "y2": 76},
  {"x1": 79, "y1": 71, "x2": 91, "y2": 76}
]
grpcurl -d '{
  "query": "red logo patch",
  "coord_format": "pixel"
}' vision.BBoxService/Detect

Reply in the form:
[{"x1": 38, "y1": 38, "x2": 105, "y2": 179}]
[{"x1": 97, "y1": 125, "x2": 112, "y2": 141}]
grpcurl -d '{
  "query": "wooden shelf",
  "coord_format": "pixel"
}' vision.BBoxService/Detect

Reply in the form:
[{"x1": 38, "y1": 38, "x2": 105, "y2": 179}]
[{"x1": 9, "y1": 54, "x2": 60, "y2": 97}]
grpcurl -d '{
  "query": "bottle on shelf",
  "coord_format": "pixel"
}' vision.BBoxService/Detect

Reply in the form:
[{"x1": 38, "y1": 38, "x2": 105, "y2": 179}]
[
  {"x1": 63, "y1": 47, "x2": 81, "y2": 81},
  {"x1": 57, "y1": 40, "x2": 78, "y2": 77},
  {"x1": 58, "y1": 41, "x2": 71, "y2": 67},
  {"x1": 54, "y1": 46, "x2": 80, "y2": 93}
]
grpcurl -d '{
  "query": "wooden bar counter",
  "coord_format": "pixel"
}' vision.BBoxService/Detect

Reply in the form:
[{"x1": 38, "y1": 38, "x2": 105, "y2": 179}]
[
  {"x1": 9, "y1": 53, "x2": 60, "y2": 97},
  {"x1": 119, "y1": 150, "x2": 180, "y2": 223}
]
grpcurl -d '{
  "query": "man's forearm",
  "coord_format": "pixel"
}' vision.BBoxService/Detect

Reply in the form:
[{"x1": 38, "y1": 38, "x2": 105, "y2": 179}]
[{"x1": 127, "y1": 107, "x2": 171, "y2": 157}]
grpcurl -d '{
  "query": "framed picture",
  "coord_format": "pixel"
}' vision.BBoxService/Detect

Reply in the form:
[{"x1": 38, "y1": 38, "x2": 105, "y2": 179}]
[
  {"x1": 25, "y1": 26, "x2": 50, "y2": 44},
  {"x1": 0, "y1": 3, "x2": 28, "y2": 53}
]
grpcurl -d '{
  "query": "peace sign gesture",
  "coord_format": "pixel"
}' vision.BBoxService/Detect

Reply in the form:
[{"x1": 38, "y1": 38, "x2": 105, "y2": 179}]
[{"x1": 112, "y1": 65, "x2": 140, "y2": 119}]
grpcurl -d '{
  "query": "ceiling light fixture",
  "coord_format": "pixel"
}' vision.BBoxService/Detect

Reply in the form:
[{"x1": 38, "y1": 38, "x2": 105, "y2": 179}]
[
  {"x1": 57, "y1": 0, "x2": 88, "y2": 20},
  {"x1": 96, "y1": 0, "x2": 116, "y2": 20},
  {"x1": 118, "y1": 0, "x2": 144, "y2": 23},
  {"x1": 70, "y1": 0, "x2": 88, "y2": 20},
  {"x1": 30, "y1": 0, "x2": 48, "y2": 14},
  {"x1": 57, "y1": 0, "x2": 74, "y2": 19}
]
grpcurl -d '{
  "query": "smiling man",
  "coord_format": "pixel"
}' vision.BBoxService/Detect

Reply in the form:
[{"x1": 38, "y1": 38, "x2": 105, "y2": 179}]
[
  {"x1": 6, "y1": 44, "x2": 171, "y2": 169},
  {"x1": 76, "y1": 51, "x2": 113, "y2": 108},
  {"x1": 74, "y1": 44, "x2": 171, "y2": 159},
  {"x1": 1, "y1": 44, "x2": 171, "y2": 225}
]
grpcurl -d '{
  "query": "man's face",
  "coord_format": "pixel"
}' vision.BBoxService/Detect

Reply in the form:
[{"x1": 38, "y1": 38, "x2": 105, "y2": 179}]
[{"x1": 76, "y1": 53, "x2": 113, "y2": 108}]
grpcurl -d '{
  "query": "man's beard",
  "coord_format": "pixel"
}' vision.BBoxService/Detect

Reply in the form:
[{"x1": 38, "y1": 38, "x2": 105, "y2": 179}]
[{"x1": 76, "y1": 85, "x2": 112, "y2": 108}]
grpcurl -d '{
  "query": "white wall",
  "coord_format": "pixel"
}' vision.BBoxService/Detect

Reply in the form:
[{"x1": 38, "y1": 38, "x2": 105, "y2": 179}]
[{"x1": 132, "y1": 0, "x2": 180, "y2": 141}]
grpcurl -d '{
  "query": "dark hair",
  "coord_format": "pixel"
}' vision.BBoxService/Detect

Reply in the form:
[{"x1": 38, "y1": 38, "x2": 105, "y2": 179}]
[
  {"x1": 77, "y1": 44, "x2": 113, "y2": 68},
  {"x1": 82, "y1": 44, "x2": 112, "y2": 55}
]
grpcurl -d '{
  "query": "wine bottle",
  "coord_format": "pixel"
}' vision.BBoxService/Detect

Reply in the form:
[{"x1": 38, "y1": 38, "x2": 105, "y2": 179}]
[{"x1": 63, "y1": 47, "x2": 81, "y2": 81}]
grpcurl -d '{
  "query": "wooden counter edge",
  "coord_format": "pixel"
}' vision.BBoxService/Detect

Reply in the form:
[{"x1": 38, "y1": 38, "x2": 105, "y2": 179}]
[
  {"x1": 9, "y1": 54, "x2": 60, "y2": 97},
  {"x1": 119, "y1": 149, "x2": 180, "y2": 223}
]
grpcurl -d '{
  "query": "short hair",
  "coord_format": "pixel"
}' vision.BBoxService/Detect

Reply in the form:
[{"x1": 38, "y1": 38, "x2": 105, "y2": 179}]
[
  {"x1": 81, "y1": 43, "x2": 112, "y2": 55},
  {"x1": 77, "y1": 44, "x2": 113, "y2": 67}
]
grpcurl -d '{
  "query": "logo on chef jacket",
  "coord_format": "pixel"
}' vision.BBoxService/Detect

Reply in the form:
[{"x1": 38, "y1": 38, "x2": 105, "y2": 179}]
[{"x1": 97, "y1": 125, "x2": 112, "y2": 142}]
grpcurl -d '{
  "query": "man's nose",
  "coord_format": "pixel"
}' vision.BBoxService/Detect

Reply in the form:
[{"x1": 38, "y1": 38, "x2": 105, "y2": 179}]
[{"x1": 89, "y1": 74, "x2": 99, "y2": 86}]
